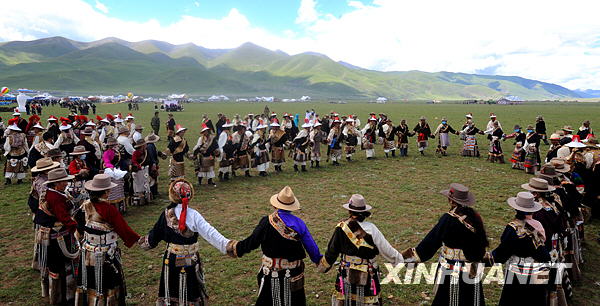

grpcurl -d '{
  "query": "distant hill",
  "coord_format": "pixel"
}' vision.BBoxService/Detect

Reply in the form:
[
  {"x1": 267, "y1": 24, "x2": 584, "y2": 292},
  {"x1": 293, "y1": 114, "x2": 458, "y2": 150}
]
[
  {"x1": 574, "y1": 89, "x2": 600, "y2": 98},
  {"x1": 0, "y1": 36, "x2": 584, "y2": 99}
]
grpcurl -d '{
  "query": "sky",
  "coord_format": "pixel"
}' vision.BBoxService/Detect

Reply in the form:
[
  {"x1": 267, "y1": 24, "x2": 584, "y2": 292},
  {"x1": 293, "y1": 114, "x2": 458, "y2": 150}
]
[{"x1": 1, "y1": 0, "x2": 600, "y2": 90}]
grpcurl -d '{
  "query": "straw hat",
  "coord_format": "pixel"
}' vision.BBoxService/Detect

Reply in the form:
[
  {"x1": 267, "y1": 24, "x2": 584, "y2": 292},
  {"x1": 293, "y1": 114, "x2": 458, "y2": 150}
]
[
  {"x1": 345, "y1": 118, "x2": 355, "y2": 123},
  {"x1": 508, "y1": 192, "x2": 542, "y2": 213},
  {"x1": 549, "y1": 133, "x2": 561, "y2": 140},
  {"x1": 562, "y1": 125, "x2": 574, "y2": 132},
  {"x1": 313, "y1": 121, "x2": 322, "y2": 127},
  {"x1": 31, "y1": 157, "x2": 60, "y2": 173},
  {"x1": 419, "y1": 116, "x2": 426, "y2": 120},
  {"x1": 45, "y1": 148, "x2": 63, "y2": 158},
  {"x1": 342, "y1": 194, "x2": 372, "y2": 212},
  {"x1": 70, "y1": 145, "x2": 90, "y2": 156},
  {"x1": 44, "y1": 168, "x2": 74, "y2": 184},
  {"x1": 81, "y1": 127, "x2": 94, "y2": 135},
  {"x1": 168, "y1": 178, "x2": 195, "y2": 203},
  {"x1": 440, "y1": 183, "x2": 476, "y2": 206},
  {"x1": 84, "y1": 174, "x2": 117, "y2": 191},
  {"x1": 32, "y1": 123, "x2": 45, "y2": 130},
  {"x1": 550, "y1": 158, "x2": 570, "y2": 173},
  {"x1": 134, "y1": 139, "x2": 146, "y2": 148},
  {"x1": 117, "y1": 125, "x2": 129, "y2": 134},
  {"x1": 145, "y1": 133, "x2": 160, "y2": 143},
  {"x1": 535, "y1": 164, "x2": 560, "y2": 178},
  {"x1": 270, "y1": 186, "x2": 300, "y2": 211},
  {"x1": 105, "y1": 137, "x2": 118, "y2": 147},
  {"x1": 223, "y1": 120, "x2": 234, "y2": 128},
  {"x1": 135, "y1": 124, "x2": 144, "y2": 131},
  {"x1": 521, "y1": 177, "x2": 555, "y2": 192}
]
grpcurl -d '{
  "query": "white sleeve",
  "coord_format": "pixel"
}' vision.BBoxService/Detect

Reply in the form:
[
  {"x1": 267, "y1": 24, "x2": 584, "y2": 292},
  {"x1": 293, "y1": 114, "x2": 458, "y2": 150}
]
[
  {"x1": 186, "y1": 209, "x2": 230, "y2": 254},
  {"x1": 99, "y1": 128, "x2": 106, "y2": 143},
  {"x1": 30, "y1": 136, "x2": 40, "y2": 152},
  {"x1": 54, "y1": 134, "x2": 63, "y2": 147},
  {"x1": 123, "y1": 140, "x2": 135, "y2": 155},
  {"x1": 218, "y1": 132, "x2": 227, "y2": 149},
  {"x1": 192, "y1": 137, "x2": 202, "y2": 152},
  {"x1": 360, "y1": 222, "x2": 403, "y2": 265},
  {"x1": 3, "y1": 137, "x2": 10, "y2": 156}
]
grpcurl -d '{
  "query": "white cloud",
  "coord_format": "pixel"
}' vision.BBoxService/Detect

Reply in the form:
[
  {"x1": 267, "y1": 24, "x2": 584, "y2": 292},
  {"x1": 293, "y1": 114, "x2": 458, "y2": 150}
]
[
  {"x1": 94, "y1": 0, "x2": 108, "y2": 14},
  {"x1": 295, "y1": 0, "x2": 319, "y2": 24},
  {"x1": 194, "y1": 1, "x2": 200, "y2": 8},
  {"x1": 1, "y1": 0, "x2": 600, "y2": 89}
]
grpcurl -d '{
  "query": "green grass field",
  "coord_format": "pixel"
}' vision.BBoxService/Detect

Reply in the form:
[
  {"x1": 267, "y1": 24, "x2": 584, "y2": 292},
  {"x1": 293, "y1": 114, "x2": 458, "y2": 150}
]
[{"x1": 1, "y1": 101, "x2": 599, "y2": 305}]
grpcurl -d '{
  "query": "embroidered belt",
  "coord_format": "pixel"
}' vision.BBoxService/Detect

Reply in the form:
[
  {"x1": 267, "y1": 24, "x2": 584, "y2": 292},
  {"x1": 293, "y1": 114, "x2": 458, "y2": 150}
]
[
  {"x1": 507, "y1": 256, "x2": 549, "y2": 275},
  {"x1": 84, "y1": 232, "x2": 118, "y2": 245},
  {"x1": 261, "y1": 255, "x2": 302, "y2": 270},
  {"x1": 340, "y1": 254, "x2": 374, "y2": 272},
  {"x1": 441, "y1": 246, "x2": 467, "y2": 261},
  {"x1": 167, "y1": 242, "x2": 199, "y2": 255}
]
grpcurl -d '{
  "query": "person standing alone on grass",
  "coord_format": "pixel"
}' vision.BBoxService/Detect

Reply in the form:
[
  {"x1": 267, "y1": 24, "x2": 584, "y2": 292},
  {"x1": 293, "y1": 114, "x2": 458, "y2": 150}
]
[
  {"x1": 166, "y1": 113, "x2": 176, "y2": 142},
  {"x1": 151, "y1": 111, "x2": 160, "y2": 136}
]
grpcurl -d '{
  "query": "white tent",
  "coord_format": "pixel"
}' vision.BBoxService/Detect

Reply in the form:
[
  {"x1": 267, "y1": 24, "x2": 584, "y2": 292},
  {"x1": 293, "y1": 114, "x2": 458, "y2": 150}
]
[{"x1": 376, "y1": 97, "x2": 388, "y2": 103}]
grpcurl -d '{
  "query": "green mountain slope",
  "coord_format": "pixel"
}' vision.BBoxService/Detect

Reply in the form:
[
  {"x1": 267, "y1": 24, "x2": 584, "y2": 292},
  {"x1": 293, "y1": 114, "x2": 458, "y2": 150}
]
[{"x1": 0, "y1": 36, "x2": 581, "y2": 99}]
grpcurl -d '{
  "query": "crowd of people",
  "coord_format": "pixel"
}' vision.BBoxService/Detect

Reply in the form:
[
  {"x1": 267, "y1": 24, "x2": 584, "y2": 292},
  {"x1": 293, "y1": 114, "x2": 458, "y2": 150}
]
[{"x1": 1, "y1": 106, "x2": 599, "y2": 305}]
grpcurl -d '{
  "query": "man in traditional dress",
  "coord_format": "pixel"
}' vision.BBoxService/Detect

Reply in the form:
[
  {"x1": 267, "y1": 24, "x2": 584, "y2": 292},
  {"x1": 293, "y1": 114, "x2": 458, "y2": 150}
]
[
  {"x1": 535, "y1": 115, "x2": 549, "y2": 145},
  {"x1": 54, "y1": 118, "x2": 79, "y2": 157},
  {"x1": 379, "y1": 119, "x2": 397, "y2": 158},
  {"x1": 232, "y1": 123, "x2": 253, "y2": 177},
  {"x1": 4, "y1": 118, "x2": 29, "y2": 184},
  {"x1": 361, "y1": 115, "x2": 378, "y2": 160},
  {"x1": 192, "y1": 123, "x2": 219, "y2": 187},
  {"x1": 144, "y1": 133, "x2": 162, "y2": 197},
  {"x1": 131, "y1": 139, "x2": 152, "y2": 205},
  {"x1": 413, "y1": 116, "x2": 433, "y2": 155},
  {"x1": 166, "y1": 124, "x2": 189, "y2": 181},
  {"x1": 78, "y1": 126, "x2": 101, "y2": 176},
  {"x1": 217, "y1": 119, "x2": 235, "y2": 181},
  {"x1": 227, "y1": 186, "x2": 322, "y2": 306},
  {"x1": 132, "y1": 124, "x2": 144, "y2": 142},
  {"x1": 151, "y1": 111, "x2": 161, "y2": 136},
  {"x1": 486, "y1": 113, "x2": 501, "y2": 132},
  {"x1": 166, "y1": 113, "x2": 176, "y2": 142},
  {"x1": 46, "y1": 115, "x2": 60, "y2": 142},
  {"x1": 343, "y1": 117, "x2": 359, "y2": 162},
  {"x1": 251, "y1": 120, "x2": 270, "y2": 177},
  {"x1": 395, "y1": 119, "x2": 413, "y2": 157},
  {"x1": 29, "y1": 131, "x2": 55, "y2": 169},
  {"x1": 268, "y1": 119, "x2": 287, "y2": 172},
  {"x1": 488, "y1": 121, "x2": 506, "y2": 163}
]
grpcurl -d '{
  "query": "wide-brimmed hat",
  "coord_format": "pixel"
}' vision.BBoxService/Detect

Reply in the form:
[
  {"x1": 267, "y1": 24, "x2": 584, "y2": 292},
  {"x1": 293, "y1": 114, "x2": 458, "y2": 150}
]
[
  {"x1": 31, "y1": 157, "x2": 60, "y2": 173},
  {"x1": 81, "y1": 127, "x2": 94, "y2": 135},
  {"x1": 419, "y1": 116, "x2": 426, "y2": 120},
  {"x1": 223, "y1": 120, "x2": 234, "y2": 128},
  {"x1": 105, "y1": 137, "x2": 118, "y2": 147},
  {"x1": 549, "y1": 133, "x2": 561, "y2": 140},
  {"x1": 535, "y1": 164, "x2": 560, "y2": 178},
  {"x1": 565, "y1": 135, "x2": 586, "y2": 148},
  {"x1": 489, "y1": 113, "x2": 497, "y2": 118},
  {"x1": 176, "y1": 124, "x2": 187, "y2": 134},
  {"x1": 508, "y1": 192, "x2": 542, "y2": 212},
  {"x1": 521, "y1": 177, "x2": 555, "y2": 192},
  {"x1": 440, "y1": 183, "x2": 476, "y2": 206},
  {"x1": 45, "y1": 148, "x2": 63, "y2": 158},
  {"x1": 169, "y1": 178, "x2": 195, "y2": 203},
  {"x1": 32, "y1": 123, "x2": 45, "y2": 130},
  {"x1": 44, "y1": 168, "x2": 74, "y2": 184},
  {"x1": 550, "y1": 158, "x2": 570, "y2": 173},
  {"x1": 313, "y1": 121, "x2": 322, "y2": 127},
  {"x1": 270, "y1": 186, "x2": 300, "y2": 211},
  {"x1": 562, "y1": 125, "x2": 574, "y2": 132},
  {"x1": 526, "y1": 124, "x2": 534, "y2": 131},
  {"x1": 70, "y1": 145, "x2": 90, "y2": 156},
  {"x1": 145, "y1": 133, "x2": 160, "y2": 143},
  {"x1": 342, "y1": 194, "x2": 372, "y2": 212},
  {"x1": 117, "y1": 125, "x2": 129, "y2": 134},
  {"x1": 134, "y1": 139, "x2": 146, "y2": 148},
  {"x1": 84, "y1": 173, "x2": 117, "y2": 191},
  {"x1": 59, "y1": 124, "x2": 72, "y2": 131},
  {"x1": 135, "y1": 124, "x2": 143, "y2": 130}
]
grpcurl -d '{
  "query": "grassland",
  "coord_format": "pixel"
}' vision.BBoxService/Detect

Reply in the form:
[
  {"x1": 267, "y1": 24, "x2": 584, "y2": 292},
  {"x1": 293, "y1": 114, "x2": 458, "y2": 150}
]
[{"x1": 0, "y1": 101, "x2": 598, "y2": 305}]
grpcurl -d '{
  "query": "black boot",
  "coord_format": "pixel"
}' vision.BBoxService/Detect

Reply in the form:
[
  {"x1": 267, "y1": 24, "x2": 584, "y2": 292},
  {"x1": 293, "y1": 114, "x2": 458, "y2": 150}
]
[
  {"x1": 301, "y1": 165, "x2": 307, "y2": 172},
  {"x1": 245, "y1": 170, "x2": 251, "y2": 177},
  {"x1": 346, "y1": 156, "x2": 351, "y2": 162},
  {"x1": 259, "y1": 171, "x2": 268, "y2": 177},
  {"x1": 218, "y1": 172, "x2": 224, "y2": 181},
  {"x1": 294, "y1": 164, "x2": 299, "y2": 172},
  {"x1": 310, "y1": 160, "x2": 314, "y2": 168},
  {"x1": 232, "y1": 171, "x2": 237, "y2": 177},
  {"x1": 224, "y1": 172, "x2": 230, "y2": 181},
  {"x1": 208, "y1": 178, "x2": 216, "y2": 187},
  {"x1": 392, "y1": 150, "x2": 396, "y2": 157},
  {"x1": 198, "y1": 177, "x2": 202, "y2": 186},
  {"x1": 315, "y1": 161, "x2": 320, "y2": 168},
  {"x1": 385, "y1": 152, "x2": 389, "y2": 158},
  {"x1": 4, "y1": 179, "x2": 10, "y2": 185},
  {"x1": 420, "y1": 150, "x2": 424, "y2": 156},
  {"x1": 17, "y1": 179, "x2": 23, "y2": 184}
]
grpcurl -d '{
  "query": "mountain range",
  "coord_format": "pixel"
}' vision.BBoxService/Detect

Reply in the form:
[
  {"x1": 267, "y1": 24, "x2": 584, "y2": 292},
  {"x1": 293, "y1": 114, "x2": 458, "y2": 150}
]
[{"x1": 0, "y1": 36, "x2": 586, "y2": 100}]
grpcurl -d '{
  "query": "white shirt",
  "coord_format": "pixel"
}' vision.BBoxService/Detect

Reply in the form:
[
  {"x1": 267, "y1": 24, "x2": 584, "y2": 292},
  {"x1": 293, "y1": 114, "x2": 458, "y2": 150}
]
[
  {"x1": 54, "y1": 131, "x2": 79, "y2": 148},
  {"x1": 174, "y1": 204, "x2": 230, "y2": 254},
  {"x1": 132, "y1": 131, "x2": 142, "y2": 143},
  {"x1": 117, "y1": 135, "x2": 135, "y2": 155},
  {"x1": 358, "y1": 221, "x2": 404, "y2": 265},
  {"x1": 218, "y1": 131, "x2": 228, "y2": 149}
]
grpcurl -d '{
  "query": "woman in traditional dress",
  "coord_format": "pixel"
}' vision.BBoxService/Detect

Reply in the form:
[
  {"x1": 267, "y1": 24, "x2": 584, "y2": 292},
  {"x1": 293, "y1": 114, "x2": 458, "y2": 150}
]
[
  {"x1": 395, "y1": 119, "x2": 414, "y2": 157},
  {"x1": 379, "y1": 119, "x2": 397, "y2": 158},
  {"x1": 67, "y1": 145, "x2": 91, "y2": 206},
  {"x1": 131, "y1": 139, "x2": 151, "y2": 205},
  {"x1": 491, "y1": 191, "x2": 551, "y2": 305},
  {"x1": 33, "y1": 168, "x2": 79, "y2": 304},
  {"x1": 487, "y1": 121, "x2": 505, "y2": 163},
  {"x1": 433, "y1": 117, "x2": 458, "y2": 156},
  {"x1": 523, "y1": 125, "x2": 542, "y2": 174},
  {"x1": 328, "y1": 117, "x2": 343, "y2": 165},
  {"x1": 251, "y1": 120, "x2": 270, "y2": 176},
  {"x1": 460, "y1": 120, "x2": 484, "y2": 157},
  {"x1": 413, "y1": 116, "x2": 433, "y2": 155},
  {"x1": 309, "y1": 121, "x2": 326, "y2": 168},
  {"x1": 227, "y1": 186, "x2": 322, "y2": 305},
  {"x1": 505, "y1": 125, "x2": 527, "y2": 169},
  {"x1": 167, "y1": 125, "x2": 189, "y2": 181},
  {"x1": 75, "y1": 174, "x2": 140, "y2": 305},
  {"x1": 362, "y1": 116, "x2": 378, "y2": 159},
  {"x1": 342, "y1": 118, "x2": 359, "y2": 162},
  {"x1": 319, "y1": 194, "x2": 403, "y2": 305},
  {"x1": 4, "y1": 118, "x2": 29, "y2": 184},
  {"x1": 268, "y1": 119, "x2": 288, "y2": 172},
  {"x1": 402, "y1": 183, "x2": 488, "y2": 306},
  {"x1": 139, "y1": 178, "x2": 232, "y2": 305},
  {"x1": 293, "y1": 120, "x2": 312, "y2": 172},
  {"x1": 192, "y1": 123, "x2": 219, "y2": 187}
]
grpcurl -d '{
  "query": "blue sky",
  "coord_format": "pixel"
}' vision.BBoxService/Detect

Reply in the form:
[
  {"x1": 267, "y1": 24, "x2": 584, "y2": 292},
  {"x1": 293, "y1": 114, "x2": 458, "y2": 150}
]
[{"x1": 2, "y1": 0, "x2": 600, "y2": 90}]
